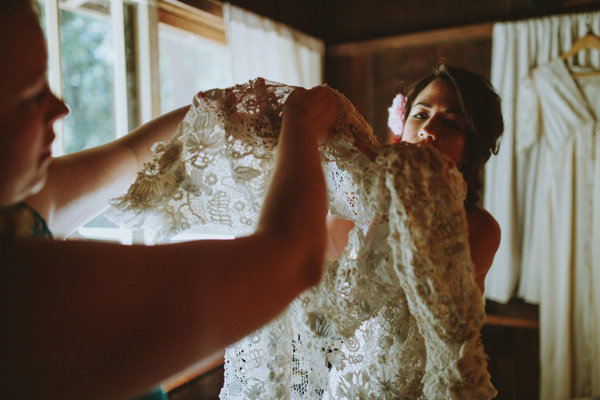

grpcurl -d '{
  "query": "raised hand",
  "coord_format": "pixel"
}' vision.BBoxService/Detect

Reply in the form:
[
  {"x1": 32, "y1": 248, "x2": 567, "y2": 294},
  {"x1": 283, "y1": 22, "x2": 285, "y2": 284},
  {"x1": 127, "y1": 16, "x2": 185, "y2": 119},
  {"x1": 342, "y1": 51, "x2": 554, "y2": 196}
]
[{"x1": 282, "y1": 86, "x2": 339, "y2": 143}]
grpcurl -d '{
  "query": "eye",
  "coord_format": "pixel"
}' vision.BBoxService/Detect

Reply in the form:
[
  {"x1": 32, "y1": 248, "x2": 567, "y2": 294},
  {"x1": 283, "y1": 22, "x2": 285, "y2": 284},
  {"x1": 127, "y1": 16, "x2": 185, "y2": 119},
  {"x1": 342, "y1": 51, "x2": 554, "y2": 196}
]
[
  {"x1": 442, "y1": 119, "x2": 461, "y2": 130},
  {"x1": 21, "y1": 84, "x2": 49, "y2": 107},
  {"x1": 411, "y1": 112, "x2": 428, "y2": 119},
  {"x1": 29, "y1": 92, "x2": 46, "y2": 105},
  {"x1": 30, "y1": 87, "x2": 49, "y2": 104}
]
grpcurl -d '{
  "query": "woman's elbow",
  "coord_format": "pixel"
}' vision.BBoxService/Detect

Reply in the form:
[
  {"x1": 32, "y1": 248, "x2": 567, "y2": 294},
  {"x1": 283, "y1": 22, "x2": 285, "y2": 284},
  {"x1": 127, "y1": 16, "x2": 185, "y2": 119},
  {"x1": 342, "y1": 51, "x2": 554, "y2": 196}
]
[{"x1": 278, "y1": 226, "x2": 327, "y2": 289}]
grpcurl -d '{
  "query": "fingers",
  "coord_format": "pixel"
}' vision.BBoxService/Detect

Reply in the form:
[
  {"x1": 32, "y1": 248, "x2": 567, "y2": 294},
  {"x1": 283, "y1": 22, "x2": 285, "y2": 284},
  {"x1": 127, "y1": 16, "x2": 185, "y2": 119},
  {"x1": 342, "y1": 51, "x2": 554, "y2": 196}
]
[
  {"x1": 283, "y1": 86, "x2": 339, "y2": 143},
  {"x1": 284, "y1": 86, "x2": 336, "y2": 114}
]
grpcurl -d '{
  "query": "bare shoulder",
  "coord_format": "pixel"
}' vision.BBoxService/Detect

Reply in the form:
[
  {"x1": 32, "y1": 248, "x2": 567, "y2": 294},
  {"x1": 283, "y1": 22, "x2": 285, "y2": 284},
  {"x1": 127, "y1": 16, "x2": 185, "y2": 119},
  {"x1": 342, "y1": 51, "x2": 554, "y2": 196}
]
[
  {"x1": 466, "y1": 203, "x2": 501, "y2": 249},
  {"x1": 466, "y1": 204, "x2": 501, "y2": 292}
]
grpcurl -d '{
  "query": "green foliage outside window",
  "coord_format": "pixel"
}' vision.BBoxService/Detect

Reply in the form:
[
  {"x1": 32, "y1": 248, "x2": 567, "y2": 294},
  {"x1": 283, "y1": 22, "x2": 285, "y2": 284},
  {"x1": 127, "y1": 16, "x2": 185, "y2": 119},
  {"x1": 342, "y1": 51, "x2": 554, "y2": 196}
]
[{"x1": 60, "y1": 8, "x2": 116, "y2": 154}]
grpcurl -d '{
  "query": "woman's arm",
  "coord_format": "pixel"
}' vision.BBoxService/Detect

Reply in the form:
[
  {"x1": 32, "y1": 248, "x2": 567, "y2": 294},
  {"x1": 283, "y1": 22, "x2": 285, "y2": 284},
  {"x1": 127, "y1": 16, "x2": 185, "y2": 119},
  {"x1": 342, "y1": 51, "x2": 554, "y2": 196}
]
[
  {"x1": 26, "y1": 106, "x2": 189, "y2": 238},
  {"x1": 0, "y1": 88, "x2": 337, "y2": 400}
]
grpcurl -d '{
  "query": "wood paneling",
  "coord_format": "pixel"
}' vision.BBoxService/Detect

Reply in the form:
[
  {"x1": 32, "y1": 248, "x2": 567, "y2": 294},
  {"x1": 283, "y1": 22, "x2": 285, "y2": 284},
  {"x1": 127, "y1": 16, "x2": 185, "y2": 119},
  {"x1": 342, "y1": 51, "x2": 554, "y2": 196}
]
[
  {"x1": 325, "y1": 54, "x2": 371, "y2": 121},
  {"x1": 328, "y1": 22, "x2": 493, "y2": 56},
  {"x1": 482, "y1": 324, "x2": 540, "y2": 400}
]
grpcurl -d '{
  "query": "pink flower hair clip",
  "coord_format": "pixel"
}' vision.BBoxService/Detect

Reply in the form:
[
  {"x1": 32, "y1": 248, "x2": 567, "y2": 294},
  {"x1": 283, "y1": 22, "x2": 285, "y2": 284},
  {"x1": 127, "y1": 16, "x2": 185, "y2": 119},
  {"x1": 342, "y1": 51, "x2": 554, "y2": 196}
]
[{"x1": 387, "y1": 93, "x2": 407, "y2": 142}]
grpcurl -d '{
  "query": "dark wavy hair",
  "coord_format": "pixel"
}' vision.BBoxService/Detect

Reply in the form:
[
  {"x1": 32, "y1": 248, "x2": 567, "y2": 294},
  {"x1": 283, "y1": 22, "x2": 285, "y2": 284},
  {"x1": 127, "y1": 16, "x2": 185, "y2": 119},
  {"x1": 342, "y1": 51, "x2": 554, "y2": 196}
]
[{"x1": 402, "y1": 64, "x2": 504, "y2": 205}]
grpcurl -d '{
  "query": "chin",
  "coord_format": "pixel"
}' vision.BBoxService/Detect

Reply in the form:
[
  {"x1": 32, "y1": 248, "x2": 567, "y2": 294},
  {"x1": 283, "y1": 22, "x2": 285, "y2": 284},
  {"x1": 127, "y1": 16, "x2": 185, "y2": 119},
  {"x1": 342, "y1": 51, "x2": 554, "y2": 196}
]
[
  {"x1": 24, "y1": 172, "x2": 49, "y2": 199},
  {"x1": 32, "y1": 176, "x2": 47, "y2": 193}
]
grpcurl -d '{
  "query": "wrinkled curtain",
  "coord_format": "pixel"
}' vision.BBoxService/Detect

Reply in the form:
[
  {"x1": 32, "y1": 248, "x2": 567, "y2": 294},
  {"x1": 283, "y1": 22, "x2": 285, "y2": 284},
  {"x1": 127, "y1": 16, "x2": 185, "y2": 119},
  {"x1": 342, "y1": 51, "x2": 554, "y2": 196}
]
[
  {"x1": 484, "y1": 11, "x2": 600, "y2": 400},
  {"x1": 225, "y1": 3, "x2": 324, "y2": 87}
]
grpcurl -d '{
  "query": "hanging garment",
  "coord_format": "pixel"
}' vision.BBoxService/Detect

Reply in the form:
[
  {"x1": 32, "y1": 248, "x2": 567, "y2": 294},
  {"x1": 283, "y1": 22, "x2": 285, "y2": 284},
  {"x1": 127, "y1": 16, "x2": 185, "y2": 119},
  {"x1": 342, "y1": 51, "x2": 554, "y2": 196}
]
[
  {"x1": 483, "y1": 12, "x2": 600, "y2": 304},
  {"x1": 108, "y1": 78, "x2": 495, "y2": 399},
  {"x1": 515, "y1": 58, "x2": 600, "y2": 399}
]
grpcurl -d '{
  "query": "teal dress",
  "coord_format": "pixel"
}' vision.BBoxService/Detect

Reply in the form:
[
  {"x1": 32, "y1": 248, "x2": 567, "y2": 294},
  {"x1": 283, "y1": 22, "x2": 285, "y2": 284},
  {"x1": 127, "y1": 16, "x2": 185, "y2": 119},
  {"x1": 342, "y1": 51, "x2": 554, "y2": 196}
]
[
  {"x1": 0, "y1": 201, "x2": 52, "y2": 240},
  {"x1": 134, "y1": 388, "x2": 167, "y2": 400},
  {"x1": 0, "y1": 202, "x2": 168, "y2": 400}
]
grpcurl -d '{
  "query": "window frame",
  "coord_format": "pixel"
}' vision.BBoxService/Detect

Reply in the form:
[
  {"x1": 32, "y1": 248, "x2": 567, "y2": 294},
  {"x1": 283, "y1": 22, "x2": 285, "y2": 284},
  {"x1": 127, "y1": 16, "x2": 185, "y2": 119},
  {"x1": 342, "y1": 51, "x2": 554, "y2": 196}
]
[{"x1": 41, "y1": 0, "x2": 226, "y2": 244}]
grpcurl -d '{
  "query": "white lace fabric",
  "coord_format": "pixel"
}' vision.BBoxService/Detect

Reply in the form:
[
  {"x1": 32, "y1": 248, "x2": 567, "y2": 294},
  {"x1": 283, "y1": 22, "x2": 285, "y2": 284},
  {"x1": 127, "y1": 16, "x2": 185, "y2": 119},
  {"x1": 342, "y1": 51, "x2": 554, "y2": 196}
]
[{"x1": 107, "y1": 78, "x2": 495, "y2": 399}]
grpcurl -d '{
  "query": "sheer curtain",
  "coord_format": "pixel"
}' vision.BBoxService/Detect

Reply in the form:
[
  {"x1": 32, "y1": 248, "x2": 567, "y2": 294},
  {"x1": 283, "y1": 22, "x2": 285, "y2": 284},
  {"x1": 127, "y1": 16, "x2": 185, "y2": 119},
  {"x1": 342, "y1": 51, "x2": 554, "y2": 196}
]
[
  {"x1": 225, "y1": 3, "x2": 324, "y2": 88},
  {"x1": 484, "y1": 11, "x2": 600, "y2": 399}
]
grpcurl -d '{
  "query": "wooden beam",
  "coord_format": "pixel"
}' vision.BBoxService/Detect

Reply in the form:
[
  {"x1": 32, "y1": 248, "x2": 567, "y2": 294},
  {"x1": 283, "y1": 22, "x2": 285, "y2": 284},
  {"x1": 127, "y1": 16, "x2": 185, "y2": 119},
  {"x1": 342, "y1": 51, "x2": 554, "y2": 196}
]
[
  {"x1": 160, "y1": 0, "x2": 224, "y2": 30},
  {"x1": 328, "y1": 22, "x2": 494, "y2": 56},
  {"x1": 165, "y1": 0, "x2": 223, "y2": 18},
  {"x1": 485, "y1": 314, "x2": 540, "y2": 329},
  {"x1": 158, "y1": 10, "x2": 226, "y2": 43},
  {"x1": 563, "y1": 0, "x2": 600, "y2": 7},
  {"x1": 158, "y1": 0, "x2": 226, "y2": 43}
]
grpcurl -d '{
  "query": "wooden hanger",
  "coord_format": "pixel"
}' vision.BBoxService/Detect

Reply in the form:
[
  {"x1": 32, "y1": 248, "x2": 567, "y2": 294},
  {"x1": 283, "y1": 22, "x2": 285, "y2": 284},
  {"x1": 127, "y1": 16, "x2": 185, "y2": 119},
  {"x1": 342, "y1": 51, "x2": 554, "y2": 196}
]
[{"x1": 561, "y1": 27, "x2": 600, "y2": 78}]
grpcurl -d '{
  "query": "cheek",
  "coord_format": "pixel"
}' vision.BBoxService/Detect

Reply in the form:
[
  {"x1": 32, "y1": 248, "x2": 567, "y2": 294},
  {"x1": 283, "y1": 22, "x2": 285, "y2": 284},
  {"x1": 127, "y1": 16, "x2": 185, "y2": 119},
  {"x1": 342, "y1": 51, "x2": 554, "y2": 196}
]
[
  {"x1": 0, "y1": 115, "x2": 45, "y2": 168},
  {"x1": 441, "y1": 135, "x2": 467, "y2": 164},
  {"x1": 400, "y1": 121, "x2": 420, "y2": 143}
]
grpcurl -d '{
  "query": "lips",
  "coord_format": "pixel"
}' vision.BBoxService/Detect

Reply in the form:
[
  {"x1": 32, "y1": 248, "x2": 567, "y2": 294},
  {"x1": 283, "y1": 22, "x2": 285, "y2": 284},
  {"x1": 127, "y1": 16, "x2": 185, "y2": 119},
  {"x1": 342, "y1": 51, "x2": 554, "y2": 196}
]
[{"x1": 40, "y1": 130, "x2": 56, "y2": 162}]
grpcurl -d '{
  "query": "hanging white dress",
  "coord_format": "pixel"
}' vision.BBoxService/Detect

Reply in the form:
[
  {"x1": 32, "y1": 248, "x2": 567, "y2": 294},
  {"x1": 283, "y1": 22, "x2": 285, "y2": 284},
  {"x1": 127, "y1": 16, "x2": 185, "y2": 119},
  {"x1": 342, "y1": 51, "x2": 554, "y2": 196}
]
[
  {"x1": 514, "y1": 58, "x2": 600, "y2": 399},
  {"x1": 483, "y1": 13, "x2": 600, "y2": 305},
  {"x1": 108, "y1": 78, "x2": 495, "y2": 399}
]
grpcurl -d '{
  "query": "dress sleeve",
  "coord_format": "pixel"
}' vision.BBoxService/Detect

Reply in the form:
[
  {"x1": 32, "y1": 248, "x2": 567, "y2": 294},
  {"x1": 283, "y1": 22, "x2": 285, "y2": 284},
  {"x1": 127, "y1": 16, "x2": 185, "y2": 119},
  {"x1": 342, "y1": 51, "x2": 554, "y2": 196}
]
[{"x1": 515, "y1": 71, "x2": 541, "y2": 153}]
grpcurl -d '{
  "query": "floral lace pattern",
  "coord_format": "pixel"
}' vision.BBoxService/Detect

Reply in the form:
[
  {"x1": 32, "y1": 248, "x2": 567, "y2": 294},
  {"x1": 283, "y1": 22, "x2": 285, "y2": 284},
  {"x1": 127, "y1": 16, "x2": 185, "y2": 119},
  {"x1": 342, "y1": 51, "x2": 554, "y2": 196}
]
[{"x1": 107, "y1": 78, "x2": 495, "y2": 399}]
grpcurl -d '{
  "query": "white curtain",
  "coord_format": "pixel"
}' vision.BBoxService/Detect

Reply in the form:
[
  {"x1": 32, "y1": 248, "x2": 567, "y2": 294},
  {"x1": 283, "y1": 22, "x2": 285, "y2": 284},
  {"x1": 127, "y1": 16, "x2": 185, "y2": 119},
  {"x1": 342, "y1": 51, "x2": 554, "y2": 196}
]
[
  {"x1": 484, "y1": 11, "x2": 600, "y2": 400},
  {"x1": 225, "y1": 3, "x2": 324, "y2": 88}
]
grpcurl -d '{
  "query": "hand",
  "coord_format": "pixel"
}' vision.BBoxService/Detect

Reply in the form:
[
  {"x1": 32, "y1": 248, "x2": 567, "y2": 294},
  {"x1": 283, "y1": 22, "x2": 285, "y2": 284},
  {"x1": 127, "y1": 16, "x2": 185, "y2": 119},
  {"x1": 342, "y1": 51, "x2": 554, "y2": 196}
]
[{"x1": 282, "y1": 86, "x2": 339, "y2": 143}]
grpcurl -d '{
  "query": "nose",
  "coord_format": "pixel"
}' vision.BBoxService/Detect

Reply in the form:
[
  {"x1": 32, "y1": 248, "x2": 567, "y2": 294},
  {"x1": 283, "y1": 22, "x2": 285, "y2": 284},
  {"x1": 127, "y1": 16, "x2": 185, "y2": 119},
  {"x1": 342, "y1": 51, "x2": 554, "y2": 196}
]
[
  {"x1": 45, "y1": 94, "x2": 69, "y2": 147},
  {"x1": 49, "y1": 93, "x2": 69, "y2": 123},
  {"x1": 418, "y1": 123, "x2": 437, "y2": 142}
]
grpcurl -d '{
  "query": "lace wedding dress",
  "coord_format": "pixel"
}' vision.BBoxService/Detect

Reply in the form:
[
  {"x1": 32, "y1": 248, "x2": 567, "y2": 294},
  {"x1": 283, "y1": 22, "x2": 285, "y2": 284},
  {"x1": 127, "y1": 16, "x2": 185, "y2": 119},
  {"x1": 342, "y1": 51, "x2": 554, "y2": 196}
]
[{"x1": 107, "y1": 78, "x2": 496, "y2": 399}]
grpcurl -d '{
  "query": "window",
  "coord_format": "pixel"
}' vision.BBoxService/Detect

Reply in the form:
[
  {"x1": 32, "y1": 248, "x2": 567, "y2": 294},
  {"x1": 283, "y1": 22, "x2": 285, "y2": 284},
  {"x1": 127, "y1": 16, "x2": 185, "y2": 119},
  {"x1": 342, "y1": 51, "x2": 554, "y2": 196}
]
[
  {"x1": 60, "y1": 2, "x2": 116, "y2": 154},
  {"x1": 40, "y1": 0, "x2": 232, "y2": 243},
  {"x1": 158, "y1": 0, "x2": 231, "y2": 112},
  {"x1": 159, "y1": 23, "x2": 232, "y2": 113}
]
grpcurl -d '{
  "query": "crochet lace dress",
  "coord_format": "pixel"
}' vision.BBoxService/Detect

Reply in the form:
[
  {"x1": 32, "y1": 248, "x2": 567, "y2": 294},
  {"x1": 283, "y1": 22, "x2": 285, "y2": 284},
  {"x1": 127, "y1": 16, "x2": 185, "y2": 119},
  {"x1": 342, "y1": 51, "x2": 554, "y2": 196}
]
[{"x1": 107, "y1": 78, "x2": 496, "y2": 400}]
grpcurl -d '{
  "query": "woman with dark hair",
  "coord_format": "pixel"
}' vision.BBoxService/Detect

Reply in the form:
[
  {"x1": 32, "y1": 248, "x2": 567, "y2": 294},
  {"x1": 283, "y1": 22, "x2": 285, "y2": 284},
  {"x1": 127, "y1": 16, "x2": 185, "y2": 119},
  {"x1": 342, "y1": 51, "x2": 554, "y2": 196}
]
[
  {"x1": 400, "y1": 64, "x2": 504, "y2": 205},
  {"x1": 327, "y1": 63, "x2": 504, "y2": 293}
]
